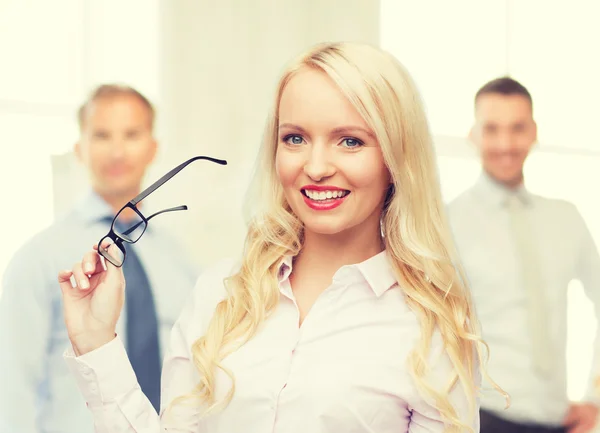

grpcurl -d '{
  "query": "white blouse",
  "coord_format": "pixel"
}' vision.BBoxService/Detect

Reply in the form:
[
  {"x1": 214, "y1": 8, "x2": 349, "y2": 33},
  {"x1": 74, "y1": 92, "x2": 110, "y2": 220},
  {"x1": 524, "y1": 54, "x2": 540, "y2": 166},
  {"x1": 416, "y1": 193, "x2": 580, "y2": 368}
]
[{"x1": 64, "y1": 251, "x2": 479, "y2": 432}]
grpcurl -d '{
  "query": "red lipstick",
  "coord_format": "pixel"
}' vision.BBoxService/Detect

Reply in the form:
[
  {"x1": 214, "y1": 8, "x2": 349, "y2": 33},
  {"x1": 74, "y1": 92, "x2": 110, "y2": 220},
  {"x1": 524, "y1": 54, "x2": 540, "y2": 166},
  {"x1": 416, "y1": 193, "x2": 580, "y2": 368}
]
[
  {"x1": 301, "y1": 185, "x2": 350, "y2": 211},
  {"x1": 300, "y1": 185, "x2": 346, "y2": 191}
]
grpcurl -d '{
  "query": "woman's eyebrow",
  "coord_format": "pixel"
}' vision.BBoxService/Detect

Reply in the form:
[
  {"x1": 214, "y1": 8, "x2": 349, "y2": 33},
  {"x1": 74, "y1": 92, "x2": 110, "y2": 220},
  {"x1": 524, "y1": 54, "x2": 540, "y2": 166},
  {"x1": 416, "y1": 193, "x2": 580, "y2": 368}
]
[
  {"x1": 329, "y1": 126, "x2": 375, "y2": 139},
  {"x1": 279, "y1": 123, "x2": 375, "y2": 139},
  {"x1": 278, "y1": 123, "x2": 307, "y2": 134}
]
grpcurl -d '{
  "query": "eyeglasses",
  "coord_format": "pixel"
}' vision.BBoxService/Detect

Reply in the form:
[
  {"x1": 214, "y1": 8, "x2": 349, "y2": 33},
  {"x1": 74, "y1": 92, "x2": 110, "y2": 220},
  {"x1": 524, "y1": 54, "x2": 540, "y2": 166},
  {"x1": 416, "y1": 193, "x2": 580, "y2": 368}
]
[{"x1": 98, "y1": 155, "x2": 227, "y2": 267}]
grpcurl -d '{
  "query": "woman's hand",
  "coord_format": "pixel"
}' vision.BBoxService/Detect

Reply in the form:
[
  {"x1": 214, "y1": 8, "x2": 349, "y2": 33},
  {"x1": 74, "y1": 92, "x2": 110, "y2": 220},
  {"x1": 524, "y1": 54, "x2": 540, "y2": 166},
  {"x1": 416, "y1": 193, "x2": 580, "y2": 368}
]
[{"x1": 58, "y1": 242, "x2": 125, "y2": 356}]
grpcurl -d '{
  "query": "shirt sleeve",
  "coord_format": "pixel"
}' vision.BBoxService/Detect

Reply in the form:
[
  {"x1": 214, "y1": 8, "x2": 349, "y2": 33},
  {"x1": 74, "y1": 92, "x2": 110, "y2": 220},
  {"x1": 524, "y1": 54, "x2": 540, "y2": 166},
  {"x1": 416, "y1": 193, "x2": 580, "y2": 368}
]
[
  {"x1": 0, "y1": 246, "x2": 52, "y2": 433},
  {"x1": 406, "y1": 331, "x2": 481, "y2": 432},
  {"x1": 572, "y1": 206, "x2": 600, "y2": 405},
  {"x1": 64, "y1": 279, "x2": 206, "y2": 433}
]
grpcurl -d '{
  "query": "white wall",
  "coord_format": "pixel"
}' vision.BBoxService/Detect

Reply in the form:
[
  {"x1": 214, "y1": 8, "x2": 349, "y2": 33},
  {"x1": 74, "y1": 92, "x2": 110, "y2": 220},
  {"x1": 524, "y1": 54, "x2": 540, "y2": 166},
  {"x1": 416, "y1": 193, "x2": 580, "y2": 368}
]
[
  {"x1": 380, "y1": 0, "x2": 600, "y2": 153},
  {"x1": 0, "y1": 0, "x2": 84, "y2": 291},
  {"x1": 153, "y1": 0, "x2": 381, "y2": 266}
]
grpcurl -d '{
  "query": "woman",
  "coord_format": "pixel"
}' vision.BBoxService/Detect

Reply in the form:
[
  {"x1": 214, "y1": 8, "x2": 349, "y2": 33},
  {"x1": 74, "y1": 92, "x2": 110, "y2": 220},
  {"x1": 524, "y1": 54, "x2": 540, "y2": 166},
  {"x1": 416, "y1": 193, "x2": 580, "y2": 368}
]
[{"x1": 59, "y1": 42, "x2": 498, "y2": 432}]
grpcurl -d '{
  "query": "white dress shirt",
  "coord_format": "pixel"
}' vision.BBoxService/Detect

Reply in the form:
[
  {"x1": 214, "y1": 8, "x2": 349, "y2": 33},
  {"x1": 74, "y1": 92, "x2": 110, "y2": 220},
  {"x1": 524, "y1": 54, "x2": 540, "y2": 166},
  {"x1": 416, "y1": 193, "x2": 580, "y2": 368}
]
[
  {"x1": 64, "y1": 251, "x2": 480, "y2": 432},
  {"x1": 448, "y1": 173, "x2": 600, "y2": 426},
  {"x1": 0, "y1": 192, "x2": 198, "y2": 433}
]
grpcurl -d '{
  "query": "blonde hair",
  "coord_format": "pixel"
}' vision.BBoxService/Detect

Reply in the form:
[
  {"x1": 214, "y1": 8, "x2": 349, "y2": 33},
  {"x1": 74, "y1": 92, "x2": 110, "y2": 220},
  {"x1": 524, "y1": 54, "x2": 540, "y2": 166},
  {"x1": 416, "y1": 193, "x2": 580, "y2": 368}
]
[{"x1": 172, "y1": 42, "x2": 504, "y2": 431}]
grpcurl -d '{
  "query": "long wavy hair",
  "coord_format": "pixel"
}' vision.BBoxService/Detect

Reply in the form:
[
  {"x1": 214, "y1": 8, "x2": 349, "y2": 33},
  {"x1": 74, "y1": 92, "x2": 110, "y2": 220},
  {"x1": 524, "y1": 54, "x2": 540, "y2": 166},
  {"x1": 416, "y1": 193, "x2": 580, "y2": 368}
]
[{"x1": 172, "y1": 42, "x2": 504, "y2": 432}]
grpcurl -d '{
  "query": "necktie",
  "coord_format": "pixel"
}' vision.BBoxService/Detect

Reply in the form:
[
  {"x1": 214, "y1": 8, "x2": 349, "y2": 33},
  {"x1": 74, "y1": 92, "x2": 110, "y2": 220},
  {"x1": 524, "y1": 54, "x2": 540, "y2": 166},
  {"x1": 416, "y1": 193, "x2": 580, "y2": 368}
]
[
  {"x1": 506, "y1": 195, "x2": 553, "y2": 377},
  {"x1": 109, "y1": 218, "x2": 162, "y2": 412}
]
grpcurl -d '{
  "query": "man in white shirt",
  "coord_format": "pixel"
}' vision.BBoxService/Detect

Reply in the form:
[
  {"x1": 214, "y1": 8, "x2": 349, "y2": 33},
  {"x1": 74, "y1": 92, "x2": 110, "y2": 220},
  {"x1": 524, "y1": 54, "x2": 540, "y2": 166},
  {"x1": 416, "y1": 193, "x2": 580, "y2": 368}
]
[
  {"x1": 0, "y1": 84, "x2": 198, "y2": 433},
  {"x1": 448, "y1": 77, "x2": 600, "y2": 433}
]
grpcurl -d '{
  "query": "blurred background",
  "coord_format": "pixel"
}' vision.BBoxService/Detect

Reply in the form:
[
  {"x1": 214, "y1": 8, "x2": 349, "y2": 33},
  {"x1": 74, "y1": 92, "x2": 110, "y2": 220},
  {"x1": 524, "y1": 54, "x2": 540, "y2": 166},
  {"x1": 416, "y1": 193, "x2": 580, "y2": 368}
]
[{"x1": 0, "y1": 0, "x2": 598, "y2": 404}]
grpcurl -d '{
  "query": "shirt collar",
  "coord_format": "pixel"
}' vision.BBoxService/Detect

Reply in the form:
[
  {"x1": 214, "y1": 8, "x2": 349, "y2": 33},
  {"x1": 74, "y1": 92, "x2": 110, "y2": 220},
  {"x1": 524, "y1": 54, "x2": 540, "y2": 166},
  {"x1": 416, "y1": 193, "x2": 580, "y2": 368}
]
[
  {"x1": 354, "y1": 250, "x2": 398, "y2": 297},
  {"x1": 74, "y1": 190, "x2": 152, "y2": 232},
  {"x1": 277, "y1": 250, "x2": 397, "y2": 298},
  {"x1": 74, "y1": 191, "x2": 115, "y2": 226},
  {"x1": 473, "y1": 171, "x2": 533, "y2": 208}
]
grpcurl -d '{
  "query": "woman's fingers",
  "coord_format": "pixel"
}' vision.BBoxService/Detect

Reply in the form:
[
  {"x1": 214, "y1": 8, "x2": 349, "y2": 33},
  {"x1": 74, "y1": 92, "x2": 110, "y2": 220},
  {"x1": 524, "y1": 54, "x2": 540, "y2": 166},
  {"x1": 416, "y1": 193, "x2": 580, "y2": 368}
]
[
  {"x1": 58, "y1": 269, "x2": 75, "y2": 295},
  {"x1": 102, "y1": 243, "x2": 125, "y2": 285},
  {"x1": 58, "y1": 269, "x2": 73, "y2": 283},
  {"x1": 71, "y1": 262, "x2": 91, "y2": 291},
  {"x1": 82, "y1": 250, "x2": 103, "y2": 275},
  {"x1": 93, "y1": 241, "x2": 125, "y2": 290},
  {"x1": 59, "y1": 248, "x2": 104, "y2": 295},
  {"x1": 58, "y1": 242, "x2": 123, "y2": 297},
  {"x1": 97, "y1": 239, "x2": 124, "y2": 268}
]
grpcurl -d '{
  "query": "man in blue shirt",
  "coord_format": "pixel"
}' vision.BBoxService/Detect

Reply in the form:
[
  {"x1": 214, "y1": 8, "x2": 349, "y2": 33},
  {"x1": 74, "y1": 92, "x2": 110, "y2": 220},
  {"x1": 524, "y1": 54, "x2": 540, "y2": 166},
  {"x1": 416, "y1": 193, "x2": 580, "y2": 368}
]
[{"x1": 0, "y1": 84, "x2": 198, "y2": 433}]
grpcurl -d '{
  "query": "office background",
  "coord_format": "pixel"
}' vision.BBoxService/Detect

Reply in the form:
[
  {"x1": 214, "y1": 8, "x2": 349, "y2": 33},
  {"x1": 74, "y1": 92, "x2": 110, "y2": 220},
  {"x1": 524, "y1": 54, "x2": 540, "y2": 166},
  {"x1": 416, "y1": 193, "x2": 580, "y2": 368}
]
[{"x1": 1, "y1": 0, "x2": 599, "y2": 404}]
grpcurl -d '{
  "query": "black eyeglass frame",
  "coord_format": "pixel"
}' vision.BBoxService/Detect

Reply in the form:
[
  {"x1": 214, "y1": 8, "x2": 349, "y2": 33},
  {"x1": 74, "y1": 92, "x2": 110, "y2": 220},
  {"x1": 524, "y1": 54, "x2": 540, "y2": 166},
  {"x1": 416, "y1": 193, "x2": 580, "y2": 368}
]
[{"x1": 98, "y1": 155, "x2": 227, "y2": 267}]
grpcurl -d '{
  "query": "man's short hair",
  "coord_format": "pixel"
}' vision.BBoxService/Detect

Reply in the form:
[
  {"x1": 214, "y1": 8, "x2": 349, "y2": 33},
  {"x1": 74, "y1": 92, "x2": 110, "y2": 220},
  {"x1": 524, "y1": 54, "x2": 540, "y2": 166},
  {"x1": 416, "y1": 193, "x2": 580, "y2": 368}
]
[
  {"x1": 475, "y1": 77, "x2": 533, "y2": 110},
  {"x1": 77, "y1": 84, "x2": 155, "y2": 131}
]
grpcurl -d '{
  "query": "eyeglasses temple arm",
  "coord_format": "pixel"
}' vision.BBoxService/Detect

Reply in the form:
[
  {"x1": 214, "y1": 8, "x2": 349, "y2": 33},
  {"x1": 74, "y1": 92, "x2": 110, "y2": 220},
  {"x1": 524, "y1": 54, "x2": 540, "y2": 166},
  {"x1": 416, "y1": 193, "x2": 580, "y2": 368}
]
[
  {"x1": 129, "y1": 156, "x2": 227, "y2": 206},
  {"x1": 145, "y1": 205, "x2": 188, "y2": 222},
  {"x1": 119, "y1": 205, "x2": 188, "y2": 237}
]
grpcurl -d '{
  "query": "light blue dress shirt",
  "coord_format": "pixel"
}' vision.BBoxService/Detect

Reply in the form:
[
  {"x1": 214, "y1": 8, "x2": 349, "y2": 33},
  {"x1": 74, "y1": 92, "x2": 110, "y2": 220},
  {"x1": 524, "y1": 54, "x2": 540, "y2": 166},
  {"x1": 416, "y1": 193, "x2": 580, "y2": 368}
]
[{"x1": 0, "y1": 192, "x2": 199, "y2": 433}]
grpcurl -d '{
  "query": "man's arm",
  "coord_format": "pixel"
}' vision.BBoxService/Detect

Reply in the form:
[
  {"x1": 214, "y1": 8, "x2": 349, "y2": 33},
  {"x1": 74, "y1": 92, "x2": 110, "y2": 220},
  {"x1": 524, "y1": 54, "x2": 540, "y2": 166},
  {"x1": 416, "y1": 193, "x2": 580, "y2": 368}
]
[
  {"x1": 0, "y1": 244, "x2": 52, "y2": 433},
  {"x1": 573, "y1": 206, "x2": 600, "y2": 405}
]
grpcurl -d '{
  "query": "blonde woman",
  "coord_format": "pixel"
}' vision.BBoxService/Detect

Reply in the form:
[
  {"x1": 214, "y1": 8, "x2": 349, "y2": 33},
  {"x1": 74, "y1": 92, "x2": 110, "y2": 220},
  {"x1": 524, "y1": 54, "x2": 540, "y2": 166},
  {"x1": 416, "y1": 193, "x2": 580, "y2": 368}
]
[{"x1": 59, "y1": 42, "x2": 493, "y2": 432}]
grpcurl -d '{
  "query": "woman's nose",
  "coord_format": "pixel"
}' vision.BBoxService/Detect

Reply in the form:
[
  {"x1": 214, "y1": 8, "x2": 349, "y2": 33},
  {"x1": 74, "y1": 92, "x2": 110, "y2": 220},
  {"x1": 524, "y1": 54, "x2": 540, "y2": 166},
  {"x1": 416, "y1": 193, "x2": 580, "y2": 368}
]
[{"x1": 303, "y1": 146, "x2": 336, "y2": 181}]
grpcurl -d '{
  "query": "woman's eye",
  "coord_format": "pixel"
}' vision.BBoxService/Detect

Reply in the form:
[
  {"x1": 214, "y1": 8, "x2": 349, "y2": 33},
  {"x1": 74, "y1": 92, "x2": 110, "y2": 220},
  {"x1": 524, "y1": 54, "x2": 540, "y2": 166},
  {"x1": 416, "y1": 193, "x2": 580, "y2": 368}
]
[
  {"x1": 341, "y1": 138, "x2": 363, "y2": 148},
  {"x1": 285, "y1": 135, "x2": 304, "y2": 145}
]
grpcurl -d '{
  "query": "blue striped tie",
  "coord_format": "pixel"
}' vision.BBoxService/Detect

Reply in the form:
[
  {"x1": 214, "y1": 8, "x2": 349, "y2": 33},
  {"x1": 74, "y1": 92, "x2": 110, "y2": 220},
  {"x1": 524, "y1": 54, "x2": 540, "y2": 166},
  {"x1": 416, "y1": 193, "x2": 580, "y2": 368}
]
[{"x1": 111, "y1": 219, "x2": 162, "y2": 412}]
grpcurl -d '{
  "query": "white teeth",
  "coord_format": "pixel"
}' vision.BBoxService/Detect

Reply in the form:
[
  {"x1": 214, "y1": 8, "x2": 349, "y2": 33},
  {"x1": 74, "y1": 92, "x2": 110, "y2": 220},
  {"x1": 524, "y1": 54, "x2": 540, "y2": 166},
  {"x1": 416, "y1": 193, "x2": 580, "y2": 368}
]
[{"x1": 304, "y1": 190, "x2": 348, "y2": 201}]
